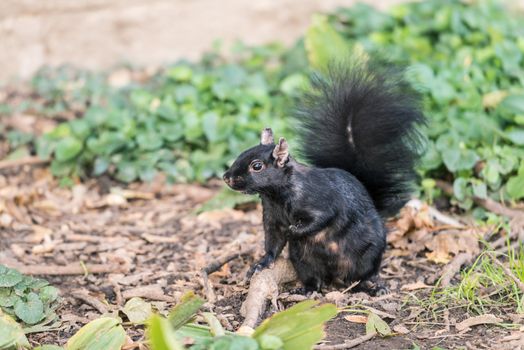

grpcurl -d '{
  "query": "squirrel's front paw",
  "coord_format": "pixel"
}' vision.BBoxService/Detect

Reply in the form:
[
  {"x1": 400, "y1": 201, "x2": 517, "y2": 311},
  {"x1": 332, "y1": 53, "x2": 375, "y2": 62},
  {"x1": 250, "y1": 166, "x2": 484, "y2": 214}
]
[{"x1": 245, "y1": 254, "x2": 275, "y2": 281}]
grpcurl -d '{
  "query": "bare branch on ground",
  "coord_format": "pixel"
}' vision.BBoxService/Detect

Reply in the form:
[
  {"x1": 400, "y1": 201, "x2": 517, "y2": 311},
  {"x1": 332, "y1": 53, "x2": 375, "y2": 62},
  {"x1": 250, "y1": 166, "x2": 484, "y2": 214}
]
[
  {"x1": 71, "y1": 289, "x2": 110, "y2": 314},
  {"x1": 240, "y1": 257, "x2": 297, "y2": 329},
  {"x1": 0, "y1": 156, "x2": 49, "y2": 170}
]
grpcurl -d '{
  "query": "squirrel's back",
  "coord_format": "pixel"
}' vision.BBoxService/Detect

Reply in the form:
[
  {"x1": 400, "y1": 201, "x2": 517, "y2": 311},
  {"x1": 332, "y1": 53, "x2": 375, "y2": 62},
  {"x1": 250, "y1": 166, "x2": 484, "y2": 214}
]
[{"x1": 295, "y1": 60, "x2": 426, "y2": 217}]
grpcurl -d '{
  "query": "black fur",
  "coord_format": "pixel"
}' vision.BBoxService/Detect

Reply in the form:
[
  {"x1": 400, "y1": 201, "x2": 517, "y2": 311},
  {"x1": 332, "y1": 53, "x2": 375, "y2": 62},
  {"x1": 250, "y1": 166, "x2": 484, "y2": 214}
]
[
  {"x1": 223, "y1": 59, "x2": 426, "y2": 293},
  {"x1": 296, "y1": 61, "x2": 426, "y2": 216}
]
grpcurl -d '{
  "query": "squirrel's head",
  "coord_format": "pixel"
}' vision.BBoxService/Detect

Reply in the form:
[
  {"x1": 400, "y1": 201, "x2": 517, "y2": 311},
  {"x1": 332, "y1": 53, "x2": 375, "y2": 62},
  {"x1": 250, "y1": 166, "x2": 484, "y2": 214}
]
[{"x1": 223, "y1": 128, "x2": 290, "y2": 194}]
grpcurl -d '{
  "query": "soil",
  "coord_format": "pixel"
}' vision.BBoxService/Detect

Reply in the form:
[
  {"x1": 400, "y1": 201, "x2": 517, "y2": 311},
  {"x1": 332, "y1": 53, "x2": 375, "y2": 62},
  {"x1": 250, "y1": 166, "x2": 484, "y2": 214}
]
[
  {"x1": 0, "y1": 0, "x2": 407, "y2": 81},
  {"x1": 0, "y1": 163, "x2": 522, "y2": 350}
]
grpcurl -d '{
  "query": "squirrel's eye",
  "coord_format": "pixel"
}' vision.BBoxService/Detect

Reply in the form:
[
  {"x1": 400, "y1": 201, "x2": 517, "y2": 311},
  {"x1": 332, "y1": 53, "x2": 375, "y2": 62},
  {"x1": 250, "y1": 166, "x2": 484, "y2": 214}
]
[{"x1": 250, "y1": 161, "x2": 264, "y2": 172}]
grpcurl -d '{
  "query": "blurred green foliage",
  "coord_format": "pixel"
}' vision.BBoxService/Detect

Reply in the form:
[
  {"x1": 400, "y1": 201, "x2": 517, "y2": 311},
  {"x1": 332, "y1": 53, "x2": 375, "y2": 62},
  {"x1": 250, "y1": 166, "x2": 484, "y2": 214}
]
[
  {"x1": 328, "y1": 0, "x2": 524, "y2": 208},
  {"x1": 2, "y1": 0, "x2": 523, "y2": 210},
  {"x1": 0, "y1": 265, "x2": 60, "y2": 327},
  {"x1": 31, "y1": 44, "x2": 307, "y2": 184}
]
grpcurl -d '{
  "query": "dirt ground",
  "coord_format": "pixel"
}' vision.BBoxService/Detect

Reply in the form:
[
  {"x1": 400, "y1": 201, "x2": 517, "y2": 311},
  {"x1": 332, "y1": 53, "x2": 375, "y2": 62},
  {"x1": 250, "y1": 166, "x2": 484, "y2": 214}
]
[
  {"x1": 0, "y1": 0, "x2": 408, "y2": 81},
  {"x1": 0, "y1": 162, "x2": 522, "y2": 349}
]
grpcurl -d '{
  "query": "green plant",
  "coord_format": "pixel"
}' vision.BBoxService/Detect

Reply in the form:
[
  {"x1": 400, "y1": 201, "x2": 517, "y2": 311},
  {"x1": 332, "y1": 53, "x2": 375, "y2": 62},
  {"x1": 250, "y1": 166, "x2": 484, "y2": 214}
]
[
  {"x1": 454, "y1": 247, "x2": 524, "y2": 314},
  {"x1": 327, "y1": 0, "x2": 524, "y2": 206},
  {"x1": 0, "y1": 265, "x2": 60, "y2": 327},
  {"x1": 147, "y1": 292, "x2": 337, "y2": 350},
  {"x1": 33, "y1": 45, "x2": 307, "y2": 184}
]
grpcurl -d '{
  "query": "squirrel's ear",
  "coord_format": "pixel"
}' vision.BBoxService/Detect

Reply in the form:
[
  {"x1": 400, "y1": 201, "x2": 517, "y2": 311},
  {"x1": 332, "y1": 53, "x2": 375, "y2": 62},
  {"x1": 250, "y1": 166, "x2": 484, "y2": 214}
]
[
  {"x1": 272, "y1": 137, "x2": 289, "y2": 167},
  {"x1": 260, "y1": 128, "x2": 274, "y2": 145}
]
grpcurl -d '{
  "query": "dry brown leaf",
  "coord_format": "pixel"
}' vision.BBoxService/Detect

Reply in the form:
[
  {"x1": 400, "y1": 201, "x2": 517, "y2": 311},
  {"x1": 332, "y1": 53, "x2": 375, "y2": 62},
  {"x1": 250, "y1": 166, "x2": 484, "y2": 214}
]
[
  {"x1": 32, "y1": 199, "x2": 62, "y2": 216},
  {"x1": 393, "y1": 324, "x2": 410, "y2": 334},
  {"x1": 29, "y1": 225, "x2": 53, "y2": 243},
  {"x1": 213, "y1": 263, "x2": 231, "y2": 278},
  {"x1": 116, "y1": 188, "x2": 155, "y2": 200},
  {"x1": 455, "y1": 314, "x2": 503, "y2": 332},
  {"x1": 425, "y1": 229, "x2": 480, "y2": 264},
  {"x1": 401, "y1": 281, "x2": 432, "y2": 291},
  {"x1": 344, "y1": 315, "x2": 368, "y2": 324}
]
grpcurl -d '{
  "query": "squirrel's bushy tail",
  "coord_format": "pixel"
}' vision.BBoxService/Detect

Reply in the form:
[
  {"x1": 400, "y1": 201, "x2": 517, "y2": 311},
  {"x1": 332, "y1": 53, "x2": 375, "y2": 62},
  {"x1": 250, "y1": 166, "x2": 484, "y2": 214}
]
[{"x1": 295, "y1": 60, "x2": 426, "y2": 217}]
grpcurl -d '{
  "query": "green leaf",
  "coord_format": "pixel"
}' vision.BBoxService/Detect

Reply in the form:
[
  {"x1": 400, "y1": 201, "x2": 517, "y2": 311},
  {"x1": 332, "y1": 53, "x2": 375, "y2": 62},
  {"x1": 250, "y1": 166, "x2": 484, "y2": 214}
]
[
  {"x1": 0, "y1": 266, "x2": 23, "y2": 288},
  {"x1": 168, "y1": 65, "x2": 193, "y2": 82},
  {"x1": 122, "y1": 297, "x2": 152, "y2": 324},
  {"x1": 202, "y1": 312, "x2": 225, "y2": 337},
  {"x1": 501, "y1": 94, "x2": 524, "y2": 114},
  {"x1": 472, "y1": 181, "x2": 487, "y2": 199},
  {"x1": 93, "y1": 157, "x2": 110, "y2": 176},
  {"x1": 258, "y1": 334, "x2": 284, "y2": 349},
  {"x1": 115, "y1": 162, "x2": 138, "y2": 183},
  {"x1": 305, "y1": 14, "x2": 354, "y2": 71},
  {"x1": 0, "y1": 309, "x2": 30, "y2": 349},
  {"x1": 69, "y1": 119, "x2": 91, "y2": 140},
  {"x1": 54, "y1": 137, "x2": 83, "y2": 162},
  {"x1": 14, "y1": 292, "x2": 44, "y2": 325},
  {"x1": 168, "y1": 291, "x2": 205, "y2": 330},
  {"x1": 147, "y1": 314, "x2": 184, "y2": 350},
  {"x1": 507, "y1": 162, "x2": 524, "y2": 200},
  {"x1": 39, "y1": 286, "x2": 59, "y2": 303},
  {"x1": 280, "y1": 74, "x2": 309, "y2": 96},
  {"x1": 202, "y1": 112, "x2": 219, "y2": 142},
  {"x1": 34, "y1": 345, "x2": 64, "y2": 350},
  {"x1": 0, "y1": 288, "x2": 19, "y2": 307},
  {"x1": 505, "y1": 128, "x2": 524, "y2": 146},
  {"x1": 442, "y1": 148, "x2": 479, "y2": 172},
  {"x1": 253, "y1": 301, "x2": 337, "y2": 350},
  {"x1": 175, "y1": 324, "x2": 214, "y2": 344},
  {"x1": 365, "y1": 312, "x2": 391, "y2": 336},
  {"x1": 66, "y1": 317, "x2": 126, "y2": 350},
  {"x1": 137, "y1": 132, "x2": 163, "y2": 151},
  {"x1": 453, "y1": 177, "x2": 469, "y2": 202}
]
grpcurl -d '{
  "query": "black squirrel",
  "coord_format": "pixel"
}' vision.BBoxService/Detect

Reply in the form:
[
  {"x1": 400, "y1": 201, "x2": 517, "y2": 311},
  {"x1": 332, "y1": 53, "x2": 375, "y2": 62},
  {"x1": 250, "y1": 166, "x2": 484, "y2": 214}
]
[{"x1": 223, "y1": 60, "x2": 426, "y2": 294}]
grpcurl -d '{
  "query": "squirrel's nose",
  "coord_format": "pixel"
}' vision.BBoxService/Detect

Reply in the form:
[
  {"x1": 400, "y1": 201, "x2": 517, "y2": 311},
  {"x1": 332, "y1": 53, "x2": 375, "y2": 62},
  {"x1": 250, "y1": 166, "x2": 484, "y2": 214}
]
[{"x1": 223, "y1": 172, "x2": 231, "y2": 185}]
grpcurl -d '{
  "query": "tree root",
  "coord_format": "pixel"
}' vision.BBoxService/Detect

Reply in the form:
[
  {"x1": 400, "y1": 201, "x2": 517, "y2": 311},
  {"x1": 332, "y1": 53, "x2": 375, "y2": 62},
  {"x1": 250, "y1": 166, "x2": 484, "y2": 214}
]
[{"x1": 239, "y1": 257, "x2": 297, "y2": 329}]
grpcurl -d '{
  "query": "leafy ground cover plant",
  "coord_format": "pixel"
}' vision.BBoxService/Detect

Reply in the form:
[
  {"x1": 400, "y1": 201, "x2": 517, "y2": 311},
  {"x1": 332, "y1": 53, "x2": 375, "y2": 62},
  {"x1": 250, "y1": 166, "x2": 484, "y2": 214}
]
[
  {"x1": 0, "y1": 265, "x2": 60, "y2": 328},
  {"x1": 328, "y1": 0, "x2": 524, "y2": 210},
  {"x1": 25, "y1": 45, "x2": 307, "y2": 184}
]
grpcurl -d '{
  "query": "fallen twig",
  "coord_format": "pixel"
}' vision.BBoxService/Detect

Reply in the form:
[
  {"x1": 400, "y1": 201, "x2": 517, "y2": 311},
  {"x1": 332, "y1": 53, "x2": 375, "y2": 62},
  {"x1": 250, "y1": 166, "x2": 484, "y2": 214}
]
[
  {"x1": 201, "y1": 272, "x2": 217, "y2": 304},
  {"x1": 141, "y1": 233, "x2": 179, "y2": 244},
  {"x1": 122, "y1": 285, "x2": 174, "y2": 302},
  {"x1": 0, "y1": 261, "x2": 129, "y2": 275},
  {"x1": 71, "y1": 289, "x2": 110, "y2": 314},
  {"x1": 428, "y1": 252, "x2": 473, "y2": 287},
  {"x1": 314, "y1": 332, "x2": 377, "y2": 349},
  {"x1": 455, "y1": 314, "x2": 503, "y2": 332},
  {"x1": 436, "y1": 180, "x2": 524, "y2": 220},
  {"x1": 406, "y1": 198, "x2": 464, "y2": 227},
  {"x1": 240, "y1": 257, "x2": 297, "y2": 328},
  {"x1": 203, "y1": 246, "x2": 256, "y2": 275},
  {"x1": 0, "y1": 156, "x2": 49, "y2": 170}
]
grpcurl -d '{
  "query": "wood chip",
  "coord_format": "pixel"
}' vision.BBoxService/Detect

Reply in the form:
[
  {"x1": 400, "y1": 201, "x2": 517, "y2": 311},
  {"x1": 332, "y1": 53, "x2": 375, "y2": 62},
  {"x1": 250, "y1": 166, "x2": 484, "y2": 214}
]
[
  {"x1": 122, "y1": 285, "x2": 174, "y2": 302},
  {"x1": 401, "y1": 281, "x2": 432, "y2": 291},
  {"x1": 455, "y1": 314, "x2": 503, "y2": 332},
  {"x1": 393, "y1": 324, "x2": 410, "y2": 334},
  {"x1": 344, "y1": 315, "x2": 368, "y2": 324}
]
